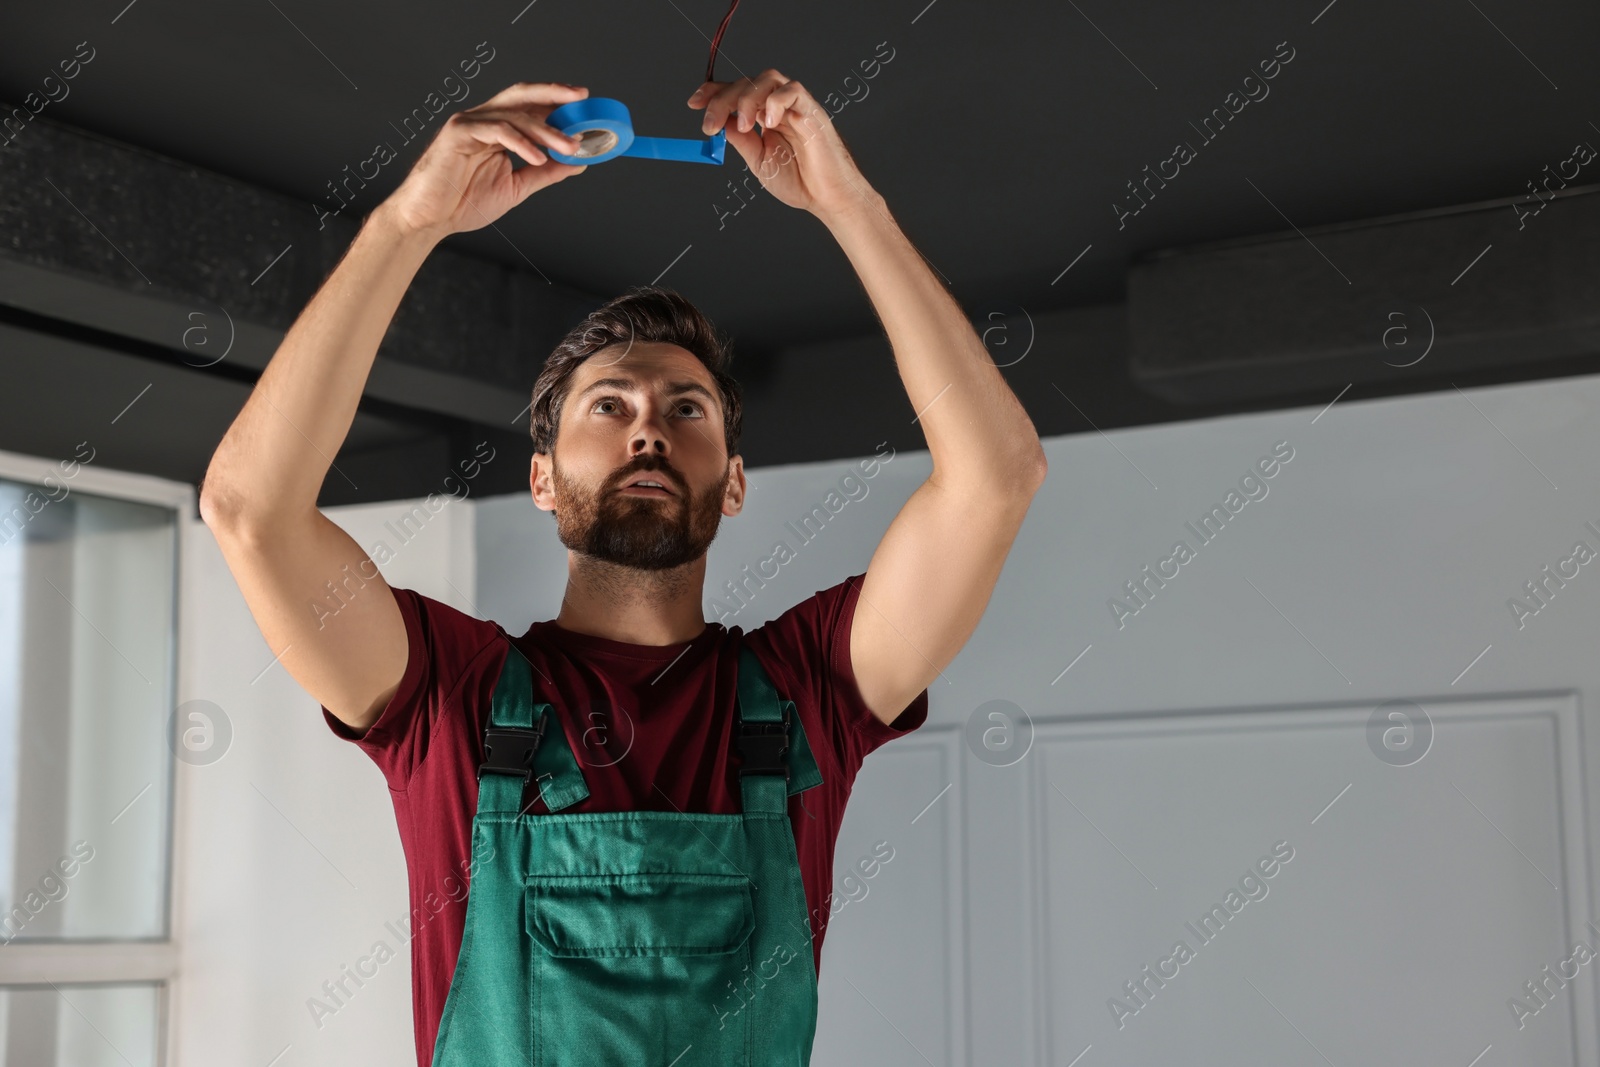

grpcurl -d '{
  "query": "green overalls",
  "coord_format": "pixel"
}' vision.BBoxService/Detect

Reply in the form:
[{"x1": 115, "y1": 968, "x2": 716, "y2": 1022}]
[{"x1": 431, "y1": 637, "x2": 826, "y2": 1067}]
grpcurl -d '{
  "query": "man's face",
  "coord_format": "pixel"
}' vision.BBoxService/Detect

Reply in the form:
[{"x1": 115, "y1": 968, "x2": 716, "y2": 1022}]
[{"x1": 531, "y1": 341, "x2": 744, "y2": 571}]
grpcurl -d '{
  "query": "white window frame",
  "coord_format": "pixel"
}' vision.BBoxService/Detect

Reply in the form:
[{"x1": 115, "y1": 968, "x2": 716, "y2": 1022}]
[{"x1": 0, "y1": 444, "x2": 193, "y2": 1066}]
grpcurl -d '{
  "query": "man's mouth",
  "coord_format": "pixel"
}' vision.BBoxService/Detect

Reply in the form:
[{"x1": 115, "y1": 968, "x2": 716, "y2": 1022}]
[{"x1": 619, "y1": 476, "x2": 675, "y2": 497}]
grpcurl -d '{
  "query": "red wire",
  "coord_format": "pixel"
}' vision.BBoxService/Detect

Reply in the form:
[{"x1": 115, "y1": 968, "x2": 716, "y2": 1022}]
[{"x1": 705, "y1": 0, "x2": 741, "y2": 85}]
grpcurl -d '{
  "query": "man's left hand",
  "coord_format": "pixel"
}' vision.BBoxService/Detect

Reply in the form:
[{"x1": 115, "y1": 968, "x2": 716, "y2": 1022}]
[{"x1": 687, "y1": 69, "x2": 875, "y2": 220}]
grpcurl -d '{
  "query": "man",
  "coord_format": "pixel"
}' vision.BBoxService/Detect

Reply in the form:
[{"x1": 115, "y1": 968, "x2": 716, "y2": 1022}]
[{"x1": 202, "y1": 72, "x2": 1045, "y2": 1067}]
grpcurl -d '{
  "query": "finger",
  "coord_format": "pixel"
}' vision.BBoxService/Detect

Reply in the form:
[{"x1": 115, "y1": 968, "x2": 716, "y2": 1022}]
[
  {"x1": 731, "y1": 70, "x2": 790, "y2": 133},
  {"x1": 760, "y1": 82, "x2": 833, "y2": 152},
  {"x1": 685, "y1": 80, "x2": 729, "y2": 110},
  {"x1": 699, "y1": 76, "x2": 753, "y2": 135},
  {"x1": 474, "y1": 81, "x2": 590, "y2": 111},
  {"x1": 759, "y1": 80, "x2": 813, "y2": 129},
  {"x1": 454, "y1": 115, "x2": 549, "y2": 167},
  {"x1": 469, "y1": 107, "x2": 583, "y2": 157}
]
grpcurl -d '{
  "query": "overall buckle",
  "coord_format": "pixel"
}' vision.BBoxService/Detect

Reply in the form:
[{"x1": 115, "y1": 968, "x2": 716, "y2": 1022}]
[
  {"x1": 479, "y1": 719, "x2": 547, "y2": 783},
  {"x1": 738, "y1": 706, "x2": 790, "y2": 781}
]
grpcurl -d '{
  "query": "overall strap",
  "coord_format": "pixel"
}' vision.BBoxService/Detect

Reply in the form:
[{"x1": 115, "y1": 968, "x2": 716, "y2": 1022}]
[
  {"x1": 477, "y1": 641, "x2": 590, "y2": 815},
  {"x1": 736, "y1": 643, "x2": 824, "y2": 815}
]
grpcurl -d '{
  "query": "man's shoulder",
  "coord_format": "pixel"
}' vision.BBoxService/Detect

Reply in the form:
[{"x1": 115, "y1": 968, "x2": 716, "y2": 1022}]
[
  {"x1": 728, "y1": 572, "x2": 864, "y2": 637},
  {"x1": 735, "y1": 573, "x2": 864, "y2": 654},
  {"x1": 391, "y1": 585, "x2": 512, "y2": 685},
  {"x1": 397, "y1": 585, "x2": 509, "y2": 638},
  {"x1": 725, "y1": 573, "x2": 870, "y2": 697}
]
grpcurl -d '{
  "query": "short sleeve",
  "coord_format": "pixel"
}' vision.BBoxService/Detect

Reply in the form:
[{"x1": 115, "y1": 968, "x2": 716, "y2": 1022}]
[
  {"x1": 321, "y1": 586, "x2": 501, "y2": 791},
  {"x1": 831, "y1": 572, "x2": 929, "y2": 750},
  {"x1": 748, "y1": 572, "x2": 928, "y2": 784}
]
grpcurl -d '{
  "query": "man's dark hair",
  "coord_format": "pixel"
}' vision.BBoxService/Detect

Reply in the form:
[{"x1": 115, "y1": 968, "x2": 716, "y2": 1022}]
[{"x1": 529, "y1": 285, "x2": 742, "y2": 459}]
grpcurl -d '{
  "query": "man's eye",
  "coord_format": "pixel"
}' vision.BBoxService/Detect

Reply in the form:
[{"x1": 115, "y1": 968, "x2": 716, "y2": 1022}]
[{"x1": 591, "y1": 397, "x2": 704, "y2": 417}]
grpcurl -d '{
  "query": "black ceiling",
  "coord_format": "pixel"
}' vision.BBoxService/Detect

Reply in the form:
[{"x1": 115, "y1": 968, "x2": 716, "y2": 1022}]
[{"x1": 4, "y1": 0, "x2": 1599, "y2": 504}]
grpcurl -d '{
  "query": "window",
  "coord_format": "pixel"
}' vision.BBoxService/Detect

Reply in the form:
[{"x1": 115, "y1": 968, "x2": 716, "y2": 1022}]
[{"x1": 0, "y1": 447, "x2": 186, "y2": 1067}]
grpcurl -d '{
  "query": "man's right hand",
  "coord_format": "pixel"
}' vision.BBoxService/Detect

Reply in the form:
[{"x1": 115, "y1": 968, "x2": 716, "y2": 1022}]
[{"x1": 385, "y1": 81, "x2": 593, "y2": 237}]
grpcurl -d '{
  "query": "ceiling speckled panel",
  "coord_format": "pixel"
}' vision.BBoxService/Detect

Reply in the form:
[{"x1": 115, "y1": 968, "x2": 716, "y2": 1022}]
[{"x1": 5, "y1": 0, "x2": 1596, "y2": 354}]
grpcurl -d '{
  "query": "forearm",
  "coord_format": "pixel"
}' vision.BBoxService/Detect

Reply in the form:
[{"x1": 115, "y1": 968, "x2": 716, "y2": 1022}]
[
  {"x1": 817, "y1": 193, "x2": 1045, "y2": 490},
  {"x1": 201, "y1": 203, "x2": 443, "y2": 526}
]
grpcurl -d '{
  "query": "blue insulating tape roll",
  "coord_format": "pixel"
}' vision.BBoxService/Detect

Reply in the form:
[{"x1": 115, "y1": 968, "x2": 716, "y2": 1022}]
[
  {"x1": 545, "y1": 98, "x2": 636, "y2": 165},
  {"x1": 544, "y1": 96, "x2": 725, "y2": 166}
]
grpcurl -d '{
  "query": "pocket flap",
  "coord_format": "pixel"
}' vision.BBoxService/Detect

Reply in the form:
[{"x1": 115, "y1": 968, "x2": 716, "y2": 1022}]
[{"x1": 526, "y1": 873, "x2": 755, "y2": 958}]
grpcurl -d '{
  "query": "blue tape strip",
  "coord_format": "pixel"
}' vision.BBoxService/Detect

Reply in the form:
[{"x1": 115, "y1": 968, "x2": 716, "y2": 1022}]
[{"x1": 545, "y1": 97, "x2": 724, "y2": 166}]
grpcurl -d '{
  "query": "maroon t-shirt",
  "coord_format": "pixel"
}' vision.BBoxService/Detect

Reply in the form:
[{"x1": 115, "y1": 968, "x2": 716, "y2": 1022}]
[{"x1": 322, "y1": 571, "x2": 929, "y2": 1067}]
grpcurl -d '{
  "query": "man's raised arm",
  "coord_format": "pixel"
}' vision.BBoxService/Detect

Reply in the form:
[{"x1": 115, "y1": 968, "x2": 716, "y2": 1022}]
[
  {"x1": 691, "y1": 71, "x2": 1048, "y2": 726},
  {"x1": 199, "y1": 82, "x2": 591, "y2": 732}
]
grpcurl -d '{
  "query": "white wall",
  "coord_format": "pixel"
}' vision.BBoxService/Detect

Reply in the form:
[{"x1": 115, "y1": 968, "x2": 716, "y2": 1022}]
[
  {"x1": 173, "y1": 496, "x2": 472, "y2": 1067},
  {"x1": 176, "y1": 370, "x2": 1600, "y2": 1066}
]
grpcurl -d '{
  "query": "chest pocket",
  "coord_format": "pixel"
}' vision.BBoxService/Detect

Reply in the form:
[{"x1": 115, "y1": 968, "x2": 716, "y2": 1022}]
[
  {"x1": 526, "y1": 872, "x2": 754, "y2": 957},
  {"x1": 525, "y1": 870, "x2": 756, "y2": 1064}
]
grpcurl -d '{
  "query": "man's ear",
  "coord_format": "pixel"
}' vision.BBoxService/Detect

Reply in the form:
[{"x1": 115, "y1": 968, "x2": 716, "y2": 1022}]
[
  {"x1": 723, "y1": 454, "x2": 746, "y2": 516},
  {"x1": 530, "y1": 452, "x2": 555, "y2": 512}
]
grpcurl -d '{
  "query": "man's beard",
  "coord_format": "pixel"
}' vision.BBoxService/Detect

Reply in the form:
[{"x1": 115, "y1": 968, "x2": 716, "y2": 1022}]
[{"x1": 550, "y1": 457, "x2": 730, "y2": 571}]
